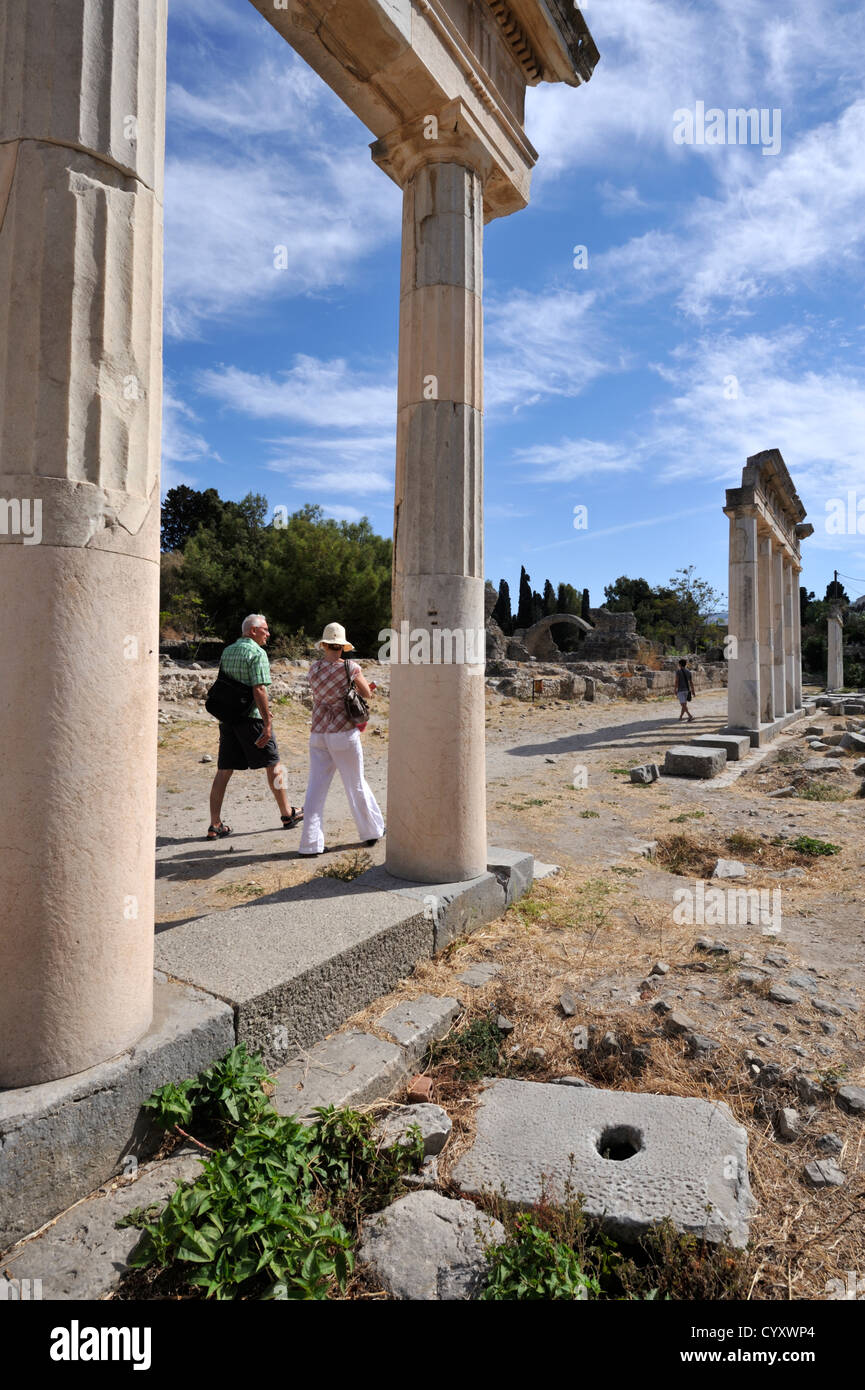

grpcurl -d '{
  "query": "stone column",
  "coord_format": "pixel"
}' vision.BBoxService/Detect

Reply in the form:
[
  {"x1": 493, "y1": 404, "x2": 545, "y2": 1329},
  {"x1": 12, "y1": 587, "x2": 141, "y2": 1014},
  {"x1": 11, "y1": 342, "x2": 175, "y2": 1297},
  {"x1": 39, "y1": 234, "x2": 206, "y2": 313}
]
[
  {"x1": 827, "y1": 606, "x2": 844, "y2": 691},
  {"x1": 792, "y1": 569, "x2": 804, "y2": 708},
  {"x1": 0, "y1": 0, "x2": 167, "y2": 1085},
  {"x1": 783, "y1": 560, "x2": 796, "y2": 712},
  {"x1": 772, "y1": 548, "x2": 787, "y2": 717},
  {"x1": 726, "y1": 509, "x2": 760, "y2": 730},
  {"x1": 374, "y1": 119, "x2": 488, "y2": 883},
  {"x1": 757, "y1": 535, "x2": 775, "y2": 725}
]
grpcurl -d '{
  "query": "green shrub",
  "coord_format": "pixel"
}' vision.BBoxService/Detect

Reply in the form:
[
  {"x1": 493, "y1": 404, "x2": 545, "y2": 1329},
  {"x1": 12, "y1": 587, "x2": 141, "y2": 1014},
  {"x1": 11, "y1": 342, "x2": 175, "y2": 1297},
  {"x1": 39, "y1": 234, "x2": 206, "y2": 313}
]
[{"x1": 480, "y1": 1212, "x2": 601, "y2": 1300}]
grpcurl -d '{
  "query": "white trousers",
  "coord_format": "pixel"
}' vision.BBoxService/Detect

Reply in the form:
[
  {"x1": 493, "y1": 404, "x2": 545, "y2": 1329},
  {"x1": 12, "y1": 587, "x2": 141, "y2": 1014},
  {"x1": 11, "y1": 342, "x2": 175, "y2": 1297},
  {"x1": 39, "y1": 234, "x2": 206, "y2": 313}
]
[{"x1": 299, "y1": 729, "x2": 385, "y2": 854}]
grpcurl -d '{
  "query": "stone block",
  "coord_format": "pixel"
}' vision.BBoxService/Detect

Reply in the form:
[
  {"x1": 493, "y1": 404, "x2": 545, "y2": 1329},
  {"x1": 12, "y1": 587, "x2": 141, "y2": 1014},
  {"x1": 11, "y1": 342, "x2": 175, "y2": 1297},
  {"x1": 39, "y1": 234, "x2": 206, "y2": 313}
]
[
  {"x1": 0, "y1": 977, "x2": 233, "y2": 1250},
  {"x1": 359, "y1": 1192, "x2": 505, "y2": 1300},
  {"x1": 2, "y1": 1153, "x2": 203, "y2": 1300},
  {"x1": 712, "y1": 859, "x2": 746, "y2": 879},
  {"x1": 689, "y1": 733, "x2": 750, "y2": 761},
  {"x1": 487, "y1": 847, "x2": 534, "y2": 906},
  {"x1": 803, "y1": 759, "x2": 845, "y2": 772},
  {"x1": 663, "y1": 745, "x2": 727, "y2": 778},
  {"x1": 840, "y1": 732, "x2": 865, "y2": 752},
  {"x1": 457, "y1": 962, "x2": 499, "y2": 988},
  {"x1": 271, "y1": 1032, "x2": 408, "y2": 1118},
  {"x1": 451, "y1": 1079, "x2": 754, "y2": 1247},
  {"x1": 375, "y1": 1104, "x2": 452, "y2": 1157},
  {"x1": 836, "y1": 1085, "x2": 865, "y2": 1116},
  {"x1": 376, "y1": 995, "x2": 461, "y2": 1063},
  {"x1": 629, "y1": 763, "x2": 660, "y2": 784},
  {"x1": 154, "y1": 870, "x2": 434, "y2": 1068}
]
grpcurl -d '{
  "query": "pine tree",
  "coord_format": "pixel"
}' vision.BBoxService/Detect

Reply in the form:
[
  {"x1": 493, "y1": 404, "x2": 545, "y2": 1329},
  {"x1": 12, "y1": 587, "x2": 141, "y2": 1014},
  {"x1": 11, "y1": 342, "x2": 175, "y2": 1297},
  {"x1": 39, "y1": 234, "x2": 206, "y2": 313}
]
[
  {"x1": 516, "y1": 566, "x2": 534, "y2": 629},
  {"x1": 492, "y1": 578, "x2": 513, "y2": 633}
]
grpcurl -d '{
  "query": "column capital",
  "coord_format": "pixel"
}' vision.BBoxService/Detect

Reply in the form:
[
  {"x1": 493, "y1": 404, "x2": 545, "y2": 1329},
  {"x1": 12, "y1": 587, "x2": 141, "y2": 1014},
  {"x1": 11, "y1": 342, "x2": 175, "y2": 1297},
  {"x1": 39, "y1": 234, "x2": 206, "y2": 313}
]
[{"x1": 371, "y1": 98, "x2": 527, "y2": 220}]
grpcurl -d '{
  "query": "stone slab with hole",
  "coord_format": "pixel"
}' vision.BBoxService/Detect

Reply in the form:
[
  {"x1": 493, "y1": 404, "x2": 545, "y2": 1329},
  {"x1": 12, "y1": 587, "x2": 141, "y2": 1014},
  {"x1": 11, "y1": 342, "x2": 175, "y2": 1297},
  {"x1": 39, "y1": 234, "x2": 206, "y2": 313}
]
[{"x1": 451, "y1": 1078, "x2": 754, "y2": 1247}]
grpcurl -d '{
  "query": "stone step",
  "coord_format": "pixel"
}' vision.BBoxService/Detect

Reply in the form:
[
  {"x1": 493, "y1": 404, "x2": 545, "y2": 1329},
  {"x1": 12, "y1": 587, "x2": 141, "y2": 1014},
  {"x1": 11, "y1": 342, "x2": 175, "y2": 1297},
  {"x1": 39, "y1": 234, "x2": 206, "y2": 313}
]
[
  {"x1": 689, "y1": 732, "x2": 750, "y2": 761},
  {"x1": 154, "y1": 849, "x2": 533, "y2": 1071},
  {"x1": 1, "y1": 1152, "x2": 204, "y2": 1301}
]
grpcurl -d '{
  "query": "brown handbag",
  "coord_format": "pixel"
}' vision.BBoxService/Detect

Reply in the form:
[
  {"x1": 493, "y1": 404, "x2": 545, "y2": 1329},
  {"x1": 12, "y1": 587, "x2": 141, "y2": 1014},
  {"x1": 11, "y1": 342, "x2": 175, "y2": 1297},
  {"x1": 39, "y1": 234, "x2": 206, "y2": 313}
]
[{"x1": 343, "y1": 658, "x2": 369, "y2": 725}]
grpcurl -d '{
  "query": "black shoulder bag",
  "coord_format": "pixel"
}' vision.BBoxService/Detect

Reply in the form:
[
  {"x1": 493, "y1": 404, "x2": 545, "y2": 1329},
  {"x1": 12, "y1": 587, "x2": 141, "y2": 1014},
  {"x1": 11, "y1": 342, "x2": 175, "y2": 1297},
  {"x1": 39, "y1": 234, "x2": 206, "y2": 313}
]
[{"x1": 205, "y1": 668, "x2": 254, "y2": 722}]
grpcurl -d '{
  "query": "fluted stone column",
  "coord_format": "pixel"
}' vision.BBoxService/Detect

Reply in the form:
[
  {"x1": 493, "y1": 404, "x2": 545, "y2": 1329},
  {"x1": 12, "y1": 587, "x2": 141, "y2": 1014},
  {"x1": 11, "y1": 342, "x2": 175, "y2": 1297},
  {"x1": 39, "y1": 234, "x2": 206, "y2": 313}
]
[
  {"x1": 727, "y1": 510, "x2": 760, "y2": 731},
  {"x1": 792, "y1": 569, "x2": 804, "y2": 708},
  {"x1": 377, "y1": 128, "x2": 488, "y2": 883},
  {"x1": 783, "y1": 560, "x2": 796, "y2": 712},
  {"x1": 757, "y1": 535, "x2": 775, "y2": 725},
  {"x1": 0, "y1": 0, "x2": 166, "y2": 1085},
  {"x1": 828, "y1": 607, "x2": 844, "y2": 691},
  {"x1": 772, "y1": 548, "x2": 787, "y2": 717}
]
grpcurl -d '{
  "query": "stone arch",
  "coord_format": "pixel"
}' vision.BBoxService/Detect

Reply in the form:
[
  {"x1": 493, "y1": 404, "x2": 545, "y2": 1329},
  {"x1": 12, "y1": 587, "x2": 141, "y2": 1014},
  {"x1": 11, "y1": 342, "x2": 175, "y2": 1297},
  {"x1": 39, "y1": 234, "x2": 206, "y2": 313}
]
[{"x1": 516, "y1": 613, "x2": 593, "y2": 659}]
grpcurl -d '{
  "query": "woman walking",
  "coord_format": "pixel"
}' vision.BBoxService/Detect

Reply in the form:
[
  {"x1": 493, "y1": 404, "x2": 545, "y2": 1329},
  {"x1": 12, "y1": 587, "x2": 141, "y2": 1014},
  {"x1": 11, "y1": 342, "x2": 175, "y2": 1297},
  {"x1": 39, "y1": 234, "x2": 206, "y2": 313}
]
[{"x1": 298, "y1": 623, "x2": 385, "y2": 857}]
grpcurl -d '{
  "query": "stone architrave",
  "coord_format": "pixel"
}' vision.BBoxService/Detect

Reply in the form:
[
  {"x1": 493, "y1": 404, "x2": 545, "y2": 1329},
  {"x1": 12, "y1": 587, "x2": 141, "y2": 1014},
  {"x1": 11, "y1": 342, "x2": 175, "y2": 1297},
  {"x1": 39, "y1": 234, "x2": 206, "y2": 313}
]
[
  {"x1": 0, "y1": 0, "x2": 167, "y2": 1086},
  {"x1": 723, "y1": 451, "x2": 812, "y2": 745},
  {"x1": 827, "y1": 606, "x2": 844, "y2": 690},
  {"x1": 253, "y1": 0, "x2": 599, "y2": 881}
]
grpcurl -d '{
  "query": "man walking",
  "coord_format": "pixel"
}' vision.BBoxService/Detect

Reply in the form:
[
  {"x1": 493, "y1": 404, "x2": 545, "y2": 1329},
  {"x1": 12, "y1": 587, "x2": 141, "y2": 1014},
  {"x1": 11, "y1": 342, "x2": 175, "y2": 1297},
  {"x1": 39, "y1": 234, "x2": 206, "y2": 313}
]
[
  {"x1": 675, "y1": 658, "x2": 696, "y2": 723},
  {"x1": 206, "y1": 613, "x2": 302, "y2": 839}
]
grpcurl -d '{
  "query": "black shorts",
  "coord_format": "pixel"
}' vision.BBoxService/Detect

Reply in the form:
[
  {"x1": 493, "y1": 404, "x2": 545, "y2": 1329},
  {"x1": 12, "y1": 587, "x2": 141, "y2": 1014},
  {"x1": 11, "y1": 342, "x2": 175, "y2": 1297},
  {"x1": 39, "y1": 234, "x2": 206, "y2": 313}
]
[{"x1": 217, "y1": 719, "x2": 280, "y2": 771}]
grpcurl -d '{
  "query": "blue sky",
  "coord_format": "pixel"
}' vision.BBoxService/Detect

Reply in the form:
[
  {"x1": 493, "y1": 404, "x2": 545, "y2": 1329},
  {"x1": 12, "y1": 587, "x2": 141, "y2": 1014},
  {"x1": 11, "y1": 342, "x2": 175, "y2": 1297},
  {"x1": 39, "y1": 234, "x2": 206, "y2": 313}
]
[{"x1": 162, "y1": 0, "x2": 865, "y2": 613}]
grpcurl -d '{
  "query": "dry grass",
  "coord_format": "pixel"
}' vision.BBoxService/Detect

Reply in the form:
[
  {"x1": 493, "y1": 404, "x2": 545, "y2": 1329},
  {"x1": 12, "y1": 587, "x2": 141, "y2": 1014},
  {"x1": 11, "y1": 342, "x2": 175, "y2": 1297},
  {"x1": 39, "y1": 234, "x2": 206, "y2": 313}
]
[{"x1": 342, "y1": 867, "x2": 865, "y2": 1300}]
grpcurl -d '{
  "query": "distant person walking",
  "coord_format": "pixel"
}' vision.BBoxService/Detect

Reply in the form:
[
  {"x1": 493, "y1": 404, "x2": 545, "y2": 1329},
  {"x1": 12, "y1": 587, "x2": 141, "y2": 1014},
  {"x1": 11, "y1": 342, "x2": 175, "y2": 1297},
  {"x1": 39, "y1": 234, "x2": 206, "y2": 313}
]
[
  {"x1": 675, "y1": 658, "x2": 696, "y2": 722},
  {"x1": 205, "y1": 614, "x2": 302, "y2": 839},
  {"x1": 298, "y1": 623, "x2": 384, "y2": 857}
]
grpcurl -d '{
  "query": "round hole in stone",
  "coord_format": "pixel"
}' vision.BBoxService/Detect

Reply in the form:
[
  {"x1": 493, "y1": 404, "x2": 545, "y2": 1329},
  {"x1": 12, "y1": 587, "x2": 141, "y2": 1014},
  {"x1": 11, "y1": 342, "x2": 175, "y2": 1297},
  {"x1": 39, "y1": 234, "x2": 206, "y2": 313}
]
[{"x1": 597, "y1": 1124, "x2": 643, "y2": 1161}]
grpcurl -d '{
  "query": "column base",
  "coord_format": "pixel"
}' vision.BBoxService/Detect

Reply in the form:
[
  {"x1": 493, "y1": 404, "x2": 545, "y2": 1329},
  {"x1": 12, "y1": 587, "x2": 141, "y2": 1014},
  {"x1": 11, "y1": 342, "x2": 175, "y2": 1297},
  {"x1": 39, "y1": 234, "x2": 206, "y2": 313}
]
[{"x1": 722, "y1": 707, "x2": 807, "y2": 747}]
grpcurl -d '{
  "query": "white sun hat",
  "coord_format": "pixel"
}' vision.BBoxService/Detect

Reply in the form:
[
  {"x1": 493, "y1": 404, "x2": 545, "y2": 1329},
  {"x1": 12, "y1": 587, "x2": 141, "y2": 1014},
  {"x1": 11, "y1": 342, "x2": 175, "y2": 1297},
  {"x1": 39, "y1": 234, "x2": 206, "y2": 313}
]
[{"x1": 316, "y1": 621, "x2": 355, "y2": 651}]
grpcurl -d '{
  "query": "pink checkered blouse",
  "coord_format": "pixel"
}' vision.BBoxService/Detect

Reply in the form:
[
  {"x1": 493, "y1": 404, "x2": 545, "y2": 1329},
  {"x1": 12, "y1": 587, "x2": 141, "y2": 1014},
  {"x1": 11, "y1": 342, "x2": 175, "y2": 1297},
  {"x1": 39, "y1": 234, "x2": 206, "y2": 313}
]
[{"x1": 308, "y1": 657, "x2": 361, "y2": 734}]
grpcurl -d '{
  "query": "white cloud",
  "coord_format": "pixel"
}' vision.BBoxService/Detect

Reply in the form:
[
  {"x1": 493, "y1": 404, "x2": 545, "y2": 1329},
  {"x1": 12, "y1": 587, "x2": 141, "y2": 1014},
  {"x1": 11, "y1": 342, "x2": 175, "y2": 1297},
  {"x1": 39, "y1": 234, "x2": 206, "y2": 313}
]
[
  {"x1": 528, "y1": 0, "x2": 865, "y2": 178},
  {"x1": 320, "y1": 504, "x2": 368, "y2": 522},
  {"x1": 163, "y1": 155, "x2": 400, "y2": 338},
  {"x1": 640, "y1": 330, "x2": 865, "y2": 539},
  {"x1": 161, "y1": 389, "x2": 216, "y2": 465},
  {"x1": 597, "y1": 182, "x2": 649, "y2": 215},
  {"x1": 510, "y1": 437, "x2": 637, "y2": 482},
  {"x1": 197, "y1": 357, "x2": 395, "y2": 428},
  {"x1": 485, "y1": 288, "x2": 616, "y2": 413}
]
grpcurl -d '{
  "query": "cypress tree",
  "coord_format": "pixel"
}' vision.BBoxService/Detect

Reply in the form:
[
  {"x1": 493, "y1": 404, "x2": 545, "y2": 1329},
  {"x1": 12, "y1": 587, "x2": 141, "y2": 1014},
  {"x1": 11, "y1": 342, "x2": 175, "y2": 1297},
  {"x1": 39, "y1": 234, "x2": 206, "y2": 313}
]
[
  {"x1": 542, "y1": 579, "x2": 556, "y2": 616},
  {"x1": 492, "y1": 578, "x2": 513, "y2": 633},
  {"x1": 516, "y1": 566, "x2": 534, "y2": 629},
  {"x1": 581, "y1": 587, "x2": 591, "y2": 622}
]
